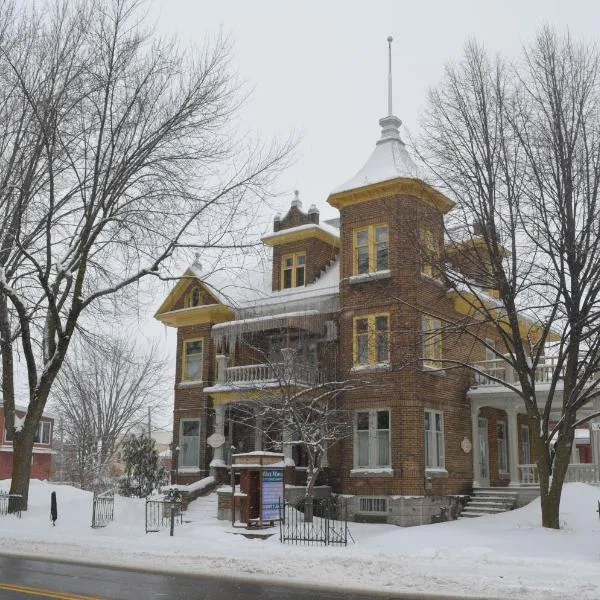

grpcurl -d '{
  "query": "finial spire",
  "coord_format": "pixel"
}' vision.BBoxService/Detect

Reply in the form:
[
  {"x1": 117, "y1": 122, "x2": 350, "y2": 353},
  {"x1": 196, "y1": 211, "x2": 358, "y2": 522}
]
[{"x1": 387, "y1": 36, "x2": 393, "y2": 116}]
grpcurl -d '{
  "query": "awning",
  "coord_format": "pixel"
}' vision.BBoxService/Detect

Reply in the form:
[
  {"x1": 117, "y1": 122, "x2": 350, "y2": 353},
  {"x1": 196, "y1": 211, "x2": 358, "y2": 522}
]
[{"x1": 211, "y1": 310, "x2": 326, "y2": 349}]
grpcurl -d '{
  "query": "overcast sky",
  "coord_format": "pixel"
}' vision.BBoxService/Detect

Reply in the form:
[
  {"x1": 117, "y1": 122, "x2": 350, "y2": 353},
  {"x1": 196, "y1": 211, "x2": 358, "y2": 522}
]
[
  {"x1": 151, "y1": 0, "x2": 600, "y2": 223},
  {"x1": 136, "y1": 0, "x2": 600, "y2": 428}
]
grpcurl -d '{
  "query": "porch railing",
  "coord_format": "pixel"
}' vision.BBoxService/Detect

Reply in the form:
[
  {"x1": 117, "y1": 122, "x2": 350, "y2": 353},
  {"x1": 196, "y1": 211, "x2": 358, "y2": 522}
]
[
  {"x1": 518, "y1": 463, "x2": 600, "y2": 485},
  {"x1": 225, "y1": 362, "x2": 321, "y2": 387},
  {"x1": 472, "y1": 356, "x2": 572, "y2": 387}
]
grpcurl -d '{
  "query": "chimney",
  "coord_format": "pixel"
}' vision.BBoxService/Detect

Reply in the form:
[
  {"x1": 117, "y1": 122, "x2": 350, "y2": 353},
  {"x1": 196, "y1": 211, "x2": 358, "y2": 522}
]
[
  {"x1": 308, "y1": 204, "x2": 319, "y2": 224},
  {"x1": 273, "y1": 212, "x2": 281, "y2": 232}
]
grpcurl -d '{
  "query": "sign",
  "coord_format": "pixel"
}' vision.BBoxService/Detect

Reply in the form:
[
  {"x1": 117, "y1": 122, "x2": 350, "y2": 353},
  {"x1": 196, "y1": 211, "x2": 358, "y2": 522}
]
[
  {"x1": 461, "y1": 437, "x2": 472, "y2": 454},
  {"x1": 261, "y1": 468, "x2": 284, "y2": 521},
  {"x1": 207, "y1": 433, "x2": 226, "y2": 448},
  {"x1": 591, "y1": 423, "x2": 600, "y2": 431}
]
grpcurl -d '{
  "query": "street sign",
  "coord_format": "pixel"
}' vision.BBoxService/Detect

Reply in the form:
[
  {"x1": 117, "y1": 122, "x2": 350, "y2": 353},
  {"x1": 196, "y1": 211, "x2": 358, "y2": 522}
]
[{"x1": 261, "y1": 468, "x2": 284, "y2": 521}]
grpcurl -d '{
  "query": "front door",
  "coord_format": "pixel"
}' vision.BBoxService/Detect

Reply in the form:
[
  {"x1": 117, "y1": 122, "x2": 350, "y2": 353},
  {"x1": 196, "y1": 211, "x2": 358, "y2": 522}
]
[{"x1": 478, "y1": 417, "x2": 490, "y2": 486}]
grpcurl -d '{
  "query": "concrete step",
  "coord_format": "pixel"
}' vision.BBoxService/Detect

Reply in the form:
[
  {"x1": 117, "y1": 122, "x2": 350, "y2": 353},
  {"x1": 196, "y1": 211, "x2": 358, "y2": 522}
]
[
  {"x1": 459, "y1": 487, "x2": 518, "y2": 519},
  {"x1": 467, "y1": 500, "x2": 513, "y2": 510}
]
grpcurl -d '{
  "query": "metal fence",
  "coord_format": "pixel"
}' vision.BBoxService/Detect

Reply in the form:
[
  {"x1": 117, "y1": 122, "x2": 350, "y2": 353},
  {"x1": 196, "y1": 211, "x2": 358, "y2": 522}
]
[
  {"x1": 145, "y1": 495, "x2": 183, "y2": 535},
  {"x1": 0, "y1": 492, "x2": 24, "y2": 518},
  {"x1": 91, "y1": 489, "x2": 115, "y2": 528},
  {"x1": 279, "y1": 496, "x2": 350, "y2": 546}
]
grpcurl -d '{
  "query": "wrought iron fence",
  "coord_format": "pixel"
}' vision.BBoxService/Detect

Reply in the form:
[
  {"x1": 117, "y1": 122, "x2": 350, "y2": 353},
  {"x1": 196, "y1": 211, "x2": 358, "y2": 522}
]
[
  {"x1": 0, "y1": 492, "x2": 23, "y2": 518},
  {"x1": 145, "y1": 493, "x2": 183, "y2": 535},
  {"x1": 91, "y1": 489, "x2": 115, "y2": 528},
  {"x1": 279, "y1": 496, "x2": 350, "y2": 546}
]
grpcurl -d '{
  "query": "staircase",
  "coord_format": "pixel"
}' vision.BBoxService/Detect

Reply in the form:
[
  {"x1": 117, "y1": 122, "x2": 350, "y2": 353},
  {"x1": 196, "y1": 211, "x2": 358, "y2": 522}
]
[{"x1": 459, "y1": 487, "x2": 518, "y2": 518}]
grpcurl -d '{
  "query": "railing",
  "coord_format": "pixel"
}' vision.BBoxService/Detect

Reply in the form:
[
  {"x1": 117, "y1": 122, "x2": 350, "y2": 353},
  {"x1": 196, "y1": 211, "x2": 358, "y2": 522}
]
[
  {"x1": 225, "y1": 362, "x2": 321, "y2": 387},
  {"x1": 91, "y1": 489, "x2": 115, "y2": 528},
  {"x1": 279, "y1": 496, "x2": 350, "y2": 546},
  {"x1": 0, "y1": 492, "x2": 24, "y2": 517},
  {"x1": 472, "y1": 356, "x2": 566, "y2": 387},
  {"x1": 518, "y1": 463, "x2": 600, "y2": 485}
]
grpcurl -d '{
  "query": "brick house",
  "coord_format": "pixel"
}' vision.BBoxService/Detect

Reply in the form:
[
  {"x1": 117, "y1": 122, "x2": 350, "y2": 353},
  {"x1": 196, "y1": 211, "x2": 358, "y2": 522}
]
[
  {"x1": 155, "y1": 99, "x2": 600, "y2": 525},
  {"x1": 0, "y1": 404, "x2": 55, "y2": 480}
]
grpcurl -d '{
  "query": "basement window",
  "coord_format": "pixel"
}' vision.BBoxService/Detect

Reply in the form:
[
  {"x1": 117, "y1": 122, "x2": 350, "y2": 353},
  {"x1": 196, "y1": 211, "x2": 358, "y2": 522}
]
[{"x1": 358, "y1": 497, "x2": 388, "y2": 514}]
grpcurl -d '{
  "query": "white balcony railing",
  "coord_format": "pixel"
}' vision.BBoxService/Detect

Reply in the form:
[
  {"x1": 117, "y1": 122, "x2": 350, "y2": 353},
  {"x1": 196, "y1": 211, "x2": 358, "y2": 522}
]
[
  {"x1": 518, "y1": 463, "x2": 600, "y2": 485},
  {"x1": 472, "y1": 356, "x2": 567, "y2": 387},
  {"x1": 224, "y1": 362, "x2": 321, "y2": 387}
]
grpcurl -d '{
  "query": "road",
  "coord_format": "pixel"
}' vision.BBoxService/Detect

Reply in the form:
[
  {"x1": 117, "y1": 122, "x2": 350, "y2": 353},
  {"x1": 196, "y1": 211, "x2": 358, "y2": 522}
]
[{"x1": 0, "y1": 555, "x2": 488, "y2": 600}]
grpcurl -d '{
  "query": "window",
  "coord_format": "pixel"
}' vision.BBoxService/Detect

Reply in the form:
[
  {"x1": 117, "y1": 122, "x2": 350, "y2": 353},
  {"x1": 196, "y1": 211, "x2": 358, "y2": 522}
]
[
  {"x1": 281, "y1": 253, "x2": 306, "y2": 289},
  {"x1": 359, "y1": 497, "x2": 388, "y2": 513},
  {"x1": 485, "y1": 338, "x2": 496, "y2": 361},
  {"x1": 353, "y1": 314, "x2": 390, "y2": 366},
  {"x1": 355, "y1": 409, "x2": 390, "y2": 468},
  {"x1": 353, "y1": 225, "x2": 388, "y2": 275},
  {"x1": 424, "y1": 410, "x2": 444, "y2": 469},
  {"x1": 422, "y1": 316, "x2": 442, "y2": 369},
  {"x1": 185, "y1": 286, "x2": 204, "y2": 308},
  {"x1": 180, "y1": 419, "x2": 201, "y2": 468},
  {"x1": 521, "y1": 424, "x2": 531, "y2": 465},
  {"x1": 421, "y1": 228, "x2": 440, "y2": 278},
  {"x1": 182, "y1": 339, "x2": 203, "y2": 381},
  {"x1": 497, "y1": 422, "x2": 508, "y2": 472},
  {"x1": 34, "y1": 421, "x2": 51, "y2": 445}
]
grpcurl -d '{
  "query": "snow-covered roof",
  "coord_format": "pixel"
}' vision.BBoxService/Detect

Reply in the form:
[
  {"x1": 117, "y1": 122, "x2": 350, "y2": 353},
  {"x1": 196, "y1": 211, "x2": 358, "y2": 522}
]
[
  {"x1": 193, "y1": 257, "x2": 340, "y2": 319},
  {"x1": 261, "y1": 222, "x2": 339, "y2": 244},
  {"x1": 331, "y1": 114, "x2": 421, "y2": 195}
]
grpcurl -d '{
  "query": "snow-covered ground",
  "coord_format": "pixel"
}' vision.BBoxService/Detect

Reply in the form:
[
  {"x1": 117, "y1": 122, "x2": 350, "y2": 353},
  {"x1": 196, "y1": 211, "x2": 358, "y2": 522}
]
[{"x1": 1, "y1": 480, "x2": 599, "y2": 599}]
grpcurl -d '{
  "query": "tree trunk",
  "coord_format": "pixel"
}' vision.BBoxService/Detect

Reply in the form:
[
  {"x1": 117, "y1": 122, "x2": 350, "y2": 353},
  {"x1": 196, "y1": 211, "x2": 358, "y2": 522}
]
[{"x1": 9, "y1": 433, "x2": 34, "y2": 511}]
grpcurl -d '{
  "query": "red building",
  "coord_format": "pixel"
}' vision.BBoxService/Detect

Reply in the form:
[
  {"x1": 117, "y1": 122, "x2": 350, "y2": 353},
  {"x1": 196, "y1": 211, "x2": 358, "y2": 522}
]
[{"x1": 0, "y1": 404, "x2": 54, "y2": 481}]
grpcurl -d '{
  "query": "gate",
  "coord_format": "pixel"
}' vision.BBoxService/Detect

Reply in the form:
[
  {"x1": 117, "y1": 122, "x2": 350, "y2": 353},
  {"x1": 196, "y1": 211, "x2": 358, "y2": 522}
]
[
  {"x1": 279, "y1": 496, "x2": 350, "y2": 546},
  {"x1": 145, "y1": 496, "x2": 182, "y2": 534},
  {"x1": 91, "y1": 489, "x2": 115, "y2": 528},
  {"x1": 0, "y1": 492, "x2": 23, "y2": 518}
]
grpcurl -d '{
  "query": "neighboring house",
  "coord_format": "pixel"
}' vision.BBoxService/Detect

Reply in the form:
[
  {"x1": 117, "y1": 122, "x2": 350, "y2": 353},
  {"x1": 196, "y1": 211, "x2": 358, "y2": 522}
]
[
  {"x1": 0, "y1": 403, "x2": 55, "y2": 480},
  {"x1": 155, "y1": 94, "x2": 600, "y2": 525}
]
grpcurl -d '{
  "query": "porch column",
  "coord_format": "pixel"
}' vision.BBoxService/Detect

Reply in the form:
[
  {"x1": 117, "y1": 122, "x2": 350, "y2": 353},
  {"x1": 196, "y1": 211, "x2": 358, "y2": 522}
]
[
  {"x1": 216, "y1": 354, "x2": 227, "y2": 385},
  {"x1": 282, "y1": 425, "x2": 294, "y2": 466},
  {"x1": 507, "y1": 408, "x2": 520, "y2": 487},
  {"x1": 254, "y1": 413, "x2": 263, "y2": 451},
  {"x1": 471, "y1": 404, "x2": 481, "y2": 488},
  {"x1": 591, "y1": 422, "x2": 600, "y2": 464},
  {"x1": 212, "y1": 404, "x2": 226, "y2": 464}
]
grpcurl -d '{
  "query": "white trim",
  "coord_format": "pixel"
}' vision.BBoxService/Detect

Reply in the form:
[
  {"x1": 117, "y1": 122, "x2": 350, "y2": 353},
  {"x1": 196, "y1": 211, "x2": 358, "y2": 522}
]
[
  {"x1": 424, "y1": 409, "x2": 445, "y2": 469},
  {"x1": 179, "y1": 418, "x2": 202, "y2": 469},
  {"x1": 354, "y1": 408, "x2": 391, "y2": 469}
]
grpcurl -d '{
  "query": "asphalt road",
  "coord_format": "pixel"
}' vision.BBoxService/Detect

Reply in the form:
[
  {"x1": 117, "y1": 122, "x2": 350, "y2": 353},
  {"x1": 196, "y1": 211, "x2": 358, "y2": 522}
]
[{"x1": 0, "y1": 554, "x2": 488, "y2": 600}]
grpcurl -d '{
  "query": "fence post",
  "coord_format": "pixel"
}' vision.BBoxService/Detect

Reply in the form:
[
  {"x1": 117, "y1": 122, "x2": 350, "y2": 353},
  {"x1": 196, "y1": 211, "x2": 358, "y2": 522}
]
[{"x1": 170, "y1": 498, "x2": 175, "y2": 537}]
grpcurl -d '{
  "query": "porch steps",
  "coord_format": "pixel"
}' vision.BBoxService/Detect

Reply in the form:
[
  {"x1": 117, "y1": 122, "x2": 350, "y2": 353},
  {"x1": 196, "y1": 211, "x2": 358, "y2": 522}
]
[{"x1": 459, "y1": 488, "x2": 518, "y2": 519}]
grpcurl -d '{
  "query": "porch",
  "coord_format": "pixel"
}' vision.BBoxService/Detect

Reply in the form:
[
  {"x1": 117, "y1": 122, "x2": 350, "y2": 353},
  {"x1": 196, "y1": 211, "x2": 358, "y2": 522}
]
[{"x1": 469, "y1": 359, "x2": 600, "y2": 489}]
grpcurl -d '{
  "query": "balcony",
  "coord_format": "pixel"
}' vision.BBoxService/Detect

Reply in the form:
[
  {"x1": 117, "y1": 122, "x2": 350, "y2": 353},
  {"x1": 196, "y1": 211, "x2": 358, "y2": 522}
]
[
  {"x1": 471, "y1": 357, "x2": 562, "y2": 387},
  {"x1": 223, "y1": 362, "x2": 322, "y2": 388}
]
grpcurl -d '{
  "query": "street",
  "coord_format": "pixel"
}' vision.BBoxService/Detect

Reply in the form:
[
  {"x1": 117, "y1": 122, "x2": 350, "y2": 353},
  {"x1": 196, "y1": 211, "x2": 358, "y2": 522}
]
[{"x1": 0, "y1": 554, "x2": 488, "y2": 600}]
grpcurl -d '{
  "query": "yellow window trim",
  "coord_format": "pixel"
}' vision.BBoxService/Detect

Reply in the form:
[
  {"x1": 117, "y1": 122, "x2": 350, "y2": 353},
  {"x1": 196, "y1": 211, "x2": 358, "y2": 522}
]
[
  {"x1": 281, "y1": 252, "x2": 306, "y2": 289},
  {"x1": 353, "y1": 313, "x2": 390, "y2": 365},
  {"x1": 353, "y1": 223, "x2": 389, "y2": 275},
  {"x1": 421, "y1": 228, "x2": 441, "y2": 279},
  {"x1": 182, "y1": 337, "x2": 204, "y2": 382},
  {"x1": 422, "y1": 316, "x2": 442, "y2": 369}
]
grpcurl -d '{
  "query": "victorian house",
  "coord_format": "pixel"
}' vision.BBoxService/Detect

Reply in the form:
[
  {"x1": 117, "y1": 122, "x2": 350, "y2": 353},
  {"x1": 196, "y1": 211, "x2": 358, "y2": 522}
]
[{"x1": 155, "y1": 69, "x2": 600, "y2": 525}]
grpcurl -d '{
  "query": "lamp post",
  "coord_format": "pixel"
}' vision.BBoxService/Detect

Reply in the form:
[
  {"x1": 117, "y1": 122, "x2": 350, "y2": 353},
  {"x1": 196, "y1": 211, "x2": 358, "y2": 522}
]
[
  {"x1": 230, "y1": 444, "x2": 236, "y2": 526},
  {"x1": 171, "y1": 445, "x2": 180, "y2": 485}
]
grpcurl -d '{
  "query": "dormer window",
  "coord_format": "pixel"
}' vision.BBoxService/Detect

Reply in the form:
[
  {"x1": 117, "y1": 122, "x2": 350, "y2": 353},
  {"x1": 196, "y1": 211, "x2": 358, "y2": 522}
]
[
  {"x1": 354, "y1": 225, "x2": 388, "y2": 275},
  {"x1": 282, "y1": 253, "x2": 305, "y2": 289}
]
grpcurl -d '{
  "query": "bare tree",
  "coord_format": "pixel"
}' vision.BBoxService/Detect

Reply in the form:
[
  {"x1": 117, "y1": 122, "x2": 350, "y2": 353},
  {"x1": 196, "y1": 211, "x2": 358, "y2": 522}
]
[
  {"x1": 419, "y1": 30, "x2": 600, "y2": 528},
  {"x1": 51, "y1": 335, "x2": 166, "y2": 489},
  {"x1": 0, "y1": 0, "x2": 292, "y2": 508}
]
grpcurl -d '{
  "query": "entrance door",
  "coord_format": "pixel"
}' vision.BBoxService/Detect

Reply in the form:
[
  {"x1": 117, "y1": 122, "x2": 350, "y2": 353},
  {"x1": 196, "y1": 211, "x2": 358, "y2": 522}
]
[{"x1": 478, "y1": 417, "x2": 490, "y2": 486}]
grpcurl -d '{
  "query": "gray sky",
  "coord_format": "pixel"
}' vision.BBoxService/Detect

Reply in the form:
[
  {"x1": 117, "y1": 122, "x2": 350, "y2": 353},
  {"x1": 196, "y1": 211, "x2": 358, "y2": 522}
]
[
  {"x1": 151, "y1": 0, "x2": 600, "y2": 223},
  {"x1": 138, "y1": 0, "x2": 600, "y2": 427}
]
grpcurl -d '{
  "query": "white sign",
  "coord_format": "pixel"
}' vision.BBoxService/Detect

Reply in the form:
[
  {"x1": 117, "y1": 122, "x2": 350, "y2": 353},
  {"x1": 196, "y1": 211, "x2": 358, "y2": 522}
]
[
  {"x1": 207, "y1": 433, "x2": 226, "y2": 448},
  {"x1": 461, "y1": 437, "x2": 472, "y2": 454}
]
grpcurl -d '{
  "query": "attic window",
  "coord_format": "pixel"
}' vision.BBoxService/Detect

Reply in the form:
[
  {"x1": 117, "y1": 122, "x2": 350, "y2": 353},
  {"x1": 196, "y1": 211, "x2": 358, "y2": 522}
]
[{"x1": 185, "y1": 286, "x2": 203, "y2": 308}]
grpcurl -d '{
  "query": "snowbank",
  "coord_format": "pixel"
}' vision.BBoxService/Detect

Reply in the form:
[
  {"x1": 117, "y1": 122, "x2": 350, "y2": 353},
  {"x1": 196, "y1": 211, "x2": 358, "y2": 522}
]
[{"x1": 1, "y1": 479, "x2": 599, "y2": 599}]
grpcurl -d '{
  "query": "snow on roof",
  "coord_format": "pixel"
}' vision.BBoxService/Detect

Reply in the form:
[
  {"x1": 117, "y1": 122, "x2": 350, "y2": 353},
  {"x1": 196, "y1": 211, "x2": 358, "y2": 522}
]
[
  {"x1": 192, "y1": 257, "x2": 340, "y2": 318},
  {"x1": 331, "y1": 114, "x2": 421, "y2": 195},
  {"x1": 261, "y1": 222, "x2": 339, "y2": 244}
]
